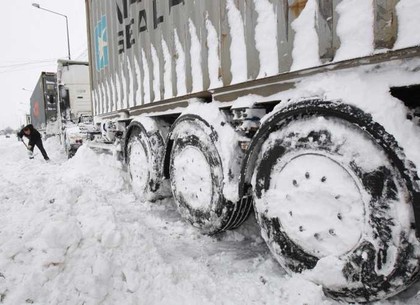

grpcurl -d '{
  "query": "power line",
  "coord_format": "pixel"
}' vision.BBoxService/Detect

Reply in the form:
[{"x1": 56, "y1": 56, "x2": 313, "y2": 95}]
[
  {"x1": 0, "y1": 58, "x2": 58, "y2": 68},
  {"x1": 74, "y1": 47, "x2": 89, "y2": 61},
  {"x1": 0, "y1": 47, "x2": 90, "y2": 73},
  {"x1": 0, "y1": 61, "x2": 58, "y2": 74},
  {"x1": 0, "y1": 57, "x2": 58, "y2": 64}
]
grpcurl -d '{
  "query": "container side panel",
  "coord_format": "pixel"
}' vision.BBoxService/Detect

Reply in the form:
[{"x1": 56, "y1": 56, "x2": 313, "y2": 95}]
[
  {"x1": 253, "y1": 0, "x2": 279, "y2": 78},
  {"x1": 374, "y1": 0, "x2": 399, "y2": 50},
  {"x1": 220, "y1": 0, "x2": 233, "y2": 86},
  {"x1": 30, "y1": 77, "x2": 47, "y2": 130},
  {"x1": 244, "y1": 0, "x2": 259, "y2": 80},
  {"x1": 188, "y1": 2, "x2": 205, "y2": 92},
  {"x1": 161, "y1": 2, "x2": 175, "y2": 98},
  {"x1": 196, "y1": 0, "x2": 210, "y2": 91},
  {"x1": 86, "y1": 0, "x2": 419, "y2": 116},
  {"x1": 43, "y1": 74, "x2": 58, "y2": 125},
  {"x1": 275, "y1": 0, "x2": 293, "y2": 73},
  {"x1": 317, "y1": 0, "x2": 335, "y2": 62},
  {"x1": 173, "y1": 2, "x2": 190, "y2": 95},
  {"x1": 204, "y1": 0, "x2": 223, "y2": 89}
]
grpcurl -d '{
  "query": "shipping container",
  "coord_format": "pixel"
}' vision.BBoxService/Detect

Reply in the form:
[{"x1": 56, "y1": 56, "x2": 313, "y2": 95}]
[{"x1": 29, "y1": 72, "x2": 57, "y2": 134}]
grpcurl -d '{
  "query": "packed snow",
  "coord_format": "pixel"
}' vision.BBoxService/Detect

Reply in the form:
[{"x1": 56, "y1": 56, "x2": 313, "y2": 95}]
[
  {"x1": 0, "y1": 135, "x2": 419, "y2": 305},
  {"x1": 290, "y1": 0, "x2": 321, "y2": 70},
  {"x1": 226, "y1": 0, "x2": 247, "y2": 83},
  {"x1": 333, "y1": 0, "x2": 374, "y2": 61}
]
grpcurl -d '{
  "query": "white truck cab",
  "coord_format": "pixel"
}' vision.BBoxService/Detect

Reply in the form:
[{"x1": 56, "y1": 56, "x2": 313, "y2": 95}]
[{"x1": 56, "y1": 59, "x2": 93, "y2": 157}]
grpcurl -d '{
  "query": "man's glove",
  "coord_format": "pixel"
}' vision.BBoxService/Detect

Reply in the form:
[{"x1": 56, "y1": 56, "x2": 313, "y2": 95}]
[{"x1": 27, "y1": 145, "x2": 32, "y2": 150}]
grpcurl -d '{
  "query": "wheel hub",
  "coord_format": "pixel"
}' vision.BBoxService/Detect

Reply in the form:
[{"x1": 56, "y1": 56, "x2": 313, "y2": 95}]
[
  {"x1": 129, "y1": 140, "x2": 149, "y2": 194},
  {"x1": 265, "y1": 153, "x2": 365, "y2": 257},
  {"x1": 172, "y1": 146, "x2": 212, "y2": 210}
]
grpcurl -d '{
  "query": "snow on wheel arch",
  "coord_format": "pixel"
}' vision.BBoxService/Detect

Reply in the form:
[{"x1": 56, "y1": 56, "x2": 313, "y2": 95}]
[
  {"x1": 179, "y1": 100, "x2": 248, "y2": 203},
  {"x1": 242, "y1": 62, "x2": 420, "y2": 181}
]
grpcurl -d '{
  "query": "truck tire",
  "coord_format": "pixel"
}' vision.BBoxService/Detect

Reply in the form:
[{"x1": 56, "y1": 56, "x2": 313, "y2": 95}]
[
  {"x1": 169, "y1": 115, "x2": 252, "y2": 235},
  {"x1": 126, "y1": 121, "x2": 167, "y2": 202},
  {"x1": 66, "y1": 146, "x2": 76, "y2": 159},
  {"x1": 247, "y1": 100, "x2": 420, "y2": 302},
  {"x1": 63, "y1": 133, "x2": 74, "y2": 159}
]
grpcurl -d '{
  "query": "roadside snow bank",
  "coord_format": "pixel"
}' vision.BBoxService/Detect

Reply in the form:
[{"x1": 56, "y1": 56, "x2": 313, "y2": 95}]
[{"x1": 0, "y1": 136, "x2": 419, "y2": 305}]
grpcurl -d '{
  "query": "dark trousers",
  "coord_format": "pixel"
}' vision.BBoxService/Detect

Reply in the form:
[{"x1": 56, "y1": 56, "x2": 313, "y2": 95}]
[{"x1": 30, "y1": 138, "x2": 49, "y2": 160}]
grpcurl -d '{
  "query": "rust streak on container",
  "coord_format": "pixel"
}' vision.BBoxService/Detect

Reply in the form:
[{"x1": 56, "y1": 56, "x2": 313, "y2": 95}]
[{"x1": 289, "y1": 0, "x2": 308, "y2": 18}]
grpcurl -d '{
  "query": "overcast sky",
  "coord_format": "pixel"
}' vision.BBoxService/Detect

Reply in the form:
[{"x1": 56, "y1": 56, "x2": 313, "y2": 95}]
[{"x1": 0, "y1": 0, "x2": 88, "y2": 130}]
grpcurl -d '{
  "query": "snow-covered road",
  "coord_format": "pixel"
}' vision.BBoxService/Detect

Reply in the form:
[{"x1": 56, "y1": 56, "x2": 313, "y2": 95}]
[{"x1": 0, "y1": 136, "x2": 419, "y2": 305}]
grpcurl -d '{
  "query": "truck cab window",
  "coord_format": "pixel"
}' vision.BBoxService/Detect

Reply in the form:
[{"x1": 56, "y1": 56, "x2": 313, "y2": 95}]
[{"x1": 47, "y1": 95, "x2": 55, "y2": 104}]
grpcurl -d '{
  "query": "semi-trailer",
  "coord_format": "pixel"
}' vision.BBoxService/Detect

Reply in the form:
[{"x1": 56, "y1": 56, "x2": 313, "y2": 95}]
[
  {"x1": 85, "y1": 0, "x2": 420, "y2": 301},
  {"x1": 29, "y1": 72, "x2": 58, "y2": 136}
]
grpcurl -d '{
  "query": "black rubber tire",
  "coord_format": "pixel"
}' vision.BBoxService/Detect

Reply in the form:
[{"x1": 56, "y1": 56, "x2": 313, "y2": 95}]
[
  {"x1": 126, "y1": 123, "x2": 166, "y2": 201},
  {"x1": 248, "y1": 100, "x2": 420, "y2": 302},
  {"x1": 169, "y1": 115, "x2": 252, "y2": 235},
  {"x1": 63, "y1": 134, "x2": 75, "y2": 159},
  {"x1": 67, "y1": 147, "x2": 76, "y2": 159}
]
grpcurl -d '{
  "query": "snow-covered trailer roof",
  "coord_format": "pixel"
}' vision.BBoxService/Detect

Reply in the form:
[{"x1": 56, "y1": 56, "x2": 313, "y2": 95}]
[{"x1": 85, "y1": 0, "x2": 420, "y2": 118}]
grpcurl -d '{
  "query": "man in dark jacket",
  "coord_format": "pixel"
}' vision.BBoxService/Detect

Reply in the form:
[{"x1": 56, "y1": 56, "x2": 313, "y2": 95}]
[{"x1": 18, "y1": 124, "x2": 50, "y2": 161}]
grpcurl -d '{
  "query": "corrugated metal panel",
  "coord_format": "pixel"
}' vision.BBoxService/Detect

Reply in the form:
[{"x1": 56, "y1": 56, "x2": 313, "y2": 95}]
[
  {"x1": 244, "y1": 0, "x2": 259, "y2": 80},
  {"x1": 204, "y1": 0, "x2": 222, "y2": 88},
  {"x1": 275, "y1": 1, "x2": 293, "y2": 73},
  {"x1": 30, "y1": 73, "x2": 57, "y2": 130},
  {"x1": 317, "y1": 0, "x2": 340, "y2": 62},
  {"x1": 87, "y1": 0, "x2": 409, "y2": 117},
  {"x1": 374, "y1": 0, "x2": 399, "y2": 49},
  {"x1": 219, "y1": 0, "x2": 232, "y2": 86}
]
